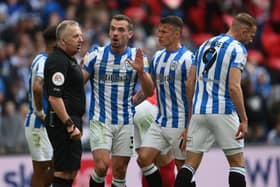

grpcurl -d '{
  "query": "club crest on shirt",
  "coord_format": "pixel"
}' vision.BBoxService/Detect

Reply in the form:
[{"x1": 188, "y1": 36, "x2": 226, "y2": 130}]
[
  {"x1": 170, "y1": 60, "x2": 178, "y2": 70},
  {"x1": 52, "y1": 72, "x2": 65, "y2": 86},
  {"x1": 144, "y1": 57, "x2": 149, "y2": 67},
  {"x1": 125, "y1": 60, "x2": 133, "y2": 70}
]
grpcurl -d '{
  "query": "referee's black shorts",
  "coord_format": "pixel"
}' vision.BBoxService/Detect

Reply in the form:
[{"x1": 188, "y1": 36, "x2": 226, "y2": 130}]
[{"x1": 46, "y1": 115, "x2": 82, "y2": 171}]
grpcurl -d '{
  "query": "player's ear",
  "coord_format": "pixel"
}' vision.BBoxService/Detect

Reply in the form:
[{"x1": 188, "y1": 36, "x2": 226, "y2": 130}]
[
  {"x1": 62, "y1": 39, "x2": 66, "y2": 46},
  {"x1": 128, "y1": 30, "x2": 133, "y2": 40}
]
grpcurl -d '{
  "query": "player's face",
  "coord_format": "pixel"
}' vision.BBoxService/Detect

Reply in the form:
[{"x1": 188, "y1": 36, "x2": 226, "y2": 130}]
[
  {"x1": 109, "y1": 19, "x2": 133, "y2": 53},
  {"x1": 63, "y1": 25, "x2": 84, "y2": 55},
  {"x1": 157, "y1": 24, "x2": 180, "y2": 49},
  {"x1": 240, "y1": 26, "x2": 257, "y2": 45}
]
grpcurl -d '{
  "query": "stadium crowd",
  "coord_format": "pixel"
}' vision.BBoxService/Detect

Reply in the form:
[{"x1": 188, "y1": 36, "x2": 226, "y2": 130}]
[{"x1": 0, "y1": 0, "x2": 279, "y2": 155}]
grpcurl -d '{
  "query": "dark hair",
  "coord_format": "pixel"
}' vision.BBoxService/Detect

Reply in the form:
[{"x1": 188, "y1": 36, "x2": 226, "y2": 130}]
[
  {"x1": 111, "y1": 14, "x2": 134, "y2": 30},
  {"x1": 43, "y1": 26, "x2": 57, "y2": 44},
  {"x1": 160, "y1": 16, "x2": 184, "y2": 31}
]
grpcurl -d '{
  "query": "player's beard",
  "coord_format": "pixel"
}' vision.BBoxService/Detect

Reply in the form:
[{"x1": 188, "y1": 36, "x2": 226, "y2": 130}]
[{"x1": 111, "y1": 37, "x2": 120, "y2": 48}]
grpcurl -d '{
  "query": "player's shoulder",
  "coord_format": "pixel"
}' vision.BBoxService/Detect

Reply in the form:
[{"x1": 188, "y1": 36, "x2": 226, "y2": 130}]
[
  {"x1": 46, "y1": 49, "x2": 69, "y2": 70},
  {"x1": 182, "y1": 46, "x2": 194, "y2": 57},
  {"x1": 84, "y1": 44, "x2": 107, "y2": 64},
  {"x1": 32, "y1": 52, "x2": 48, "y2": 65},
  {"x1": 126, "y1": 46, "x2": 137, "y2": 55},
  {"x1": 87, "y1": 44, "x2": 105, "y2": 54},
  {"x1": 154, "y1": 48, "x2": 165, "y2": 57}
]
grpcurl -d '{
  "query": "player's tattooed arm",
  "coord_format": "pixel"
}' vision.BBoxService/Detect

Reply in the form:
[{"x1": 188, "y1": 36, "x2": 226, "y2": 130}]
[{"x1": 133, "y1": 90, "x2": 147, "y2": 106}]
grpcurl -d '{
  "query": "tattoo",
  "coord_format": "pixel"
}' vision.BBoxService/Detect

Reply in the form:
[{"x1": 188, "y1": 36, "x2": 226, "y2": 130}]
[
  {"x1": 35, "y1": 77, "x2": 44, "y2": 86},
  {"x1": 133, "y1": 91, "x2": 146, "y2": 106}
]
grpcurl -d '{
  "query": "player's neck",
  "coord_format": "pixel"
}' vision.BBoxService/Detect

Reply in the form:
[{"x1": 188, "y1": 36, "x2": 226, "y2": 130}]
[
  {"x1": 111, "y1": 45, "x2": 127, "y2": 54},
  {"x1": 165, "y1": 43, "x2": 182, "y2": 51}
]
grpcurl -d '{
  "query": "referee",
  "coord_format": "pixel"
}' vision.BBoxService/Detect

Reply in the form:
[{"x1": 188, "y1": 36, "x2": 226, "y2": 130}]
[{"x1": 44, "y1": 20, "x2": 85, "y2": 187}]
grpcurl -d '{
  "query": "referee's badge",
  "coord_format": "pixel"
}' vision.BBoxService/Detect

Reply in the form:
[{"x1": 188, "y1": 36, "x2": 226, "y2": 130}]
[
  {"x1": 52, "y1": 72, "x2": 65, "y2": 86},
  {"x1": 170, "y1": 60, "x2": 178, "y2": 70}
]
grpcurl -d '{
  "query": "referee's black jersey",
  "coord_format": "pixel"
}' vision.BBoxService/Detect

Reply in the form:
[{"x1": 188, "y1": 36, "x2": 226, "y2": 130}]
[{"x1": 44, "y1": 47, "x2": 85, "y2": 117}]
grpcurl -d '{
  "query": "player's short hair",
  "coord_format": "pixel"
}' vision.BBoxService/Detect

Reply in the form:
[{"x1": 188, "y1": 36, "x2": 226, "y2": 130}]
[
  {"x1": 160, "y1": 16, "x2": 184, "y2": 31},
  {"x1": 56, "y1": 20, "x2": 80, "y2": 40},
  {"x1": 43, "y1": 26, "x2": 57, "y2": 44},
  {"x1": 232, "y1": 13, "x2": 256, "y2": 30},
  {"x1": 111, "y1": 14, "x2": 134, "y2": 31}
]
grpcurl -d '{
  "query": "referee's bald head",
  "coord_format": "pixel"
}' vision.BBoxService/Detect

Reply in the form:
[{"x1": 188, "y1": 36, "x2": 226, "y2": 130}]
[{"x1": 56, "y1": 20, "x2": 80, "y2": 40}]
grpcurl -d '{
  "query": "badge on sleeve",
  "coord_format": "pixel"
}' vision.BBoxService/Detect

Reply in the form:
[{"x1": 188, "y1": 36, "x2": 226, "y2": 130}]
[{"x1": 52, "y1": 72, "x2": 65, "y2": 86}]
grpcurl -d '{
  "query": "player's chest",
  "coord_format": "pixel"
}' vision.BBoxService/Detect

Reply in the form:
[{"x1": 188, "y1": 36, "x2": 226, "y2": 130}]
[
  {"x1": 154, "y1": 60, "x2": 185, "y2": 76},
  {"x1": 94, "y1": 58, "x2": 134, "y2": 72}
]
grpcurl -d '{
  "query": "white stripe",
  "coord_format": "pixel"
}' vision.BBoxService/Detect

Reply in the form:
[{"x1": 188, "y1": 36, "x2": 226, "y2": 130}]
[
  {"x1": 182, "y1": 164, "x2": 196, "y2": 174},
  {"x1": 142, "y1": 164, "x2": 158, "y2": 176},
  {"x1": 230, "y1": 167, "x2": 246, "y2": 176}
]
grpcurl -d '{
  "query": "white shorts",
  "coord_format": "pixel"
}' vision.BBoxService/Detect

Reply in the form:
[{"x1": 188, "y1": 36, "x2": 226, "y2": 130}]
[
  {"x1": 141, "y1": 123, "x2": 186, "y2": 160},
  {"x1": 134, "y1": 101, "x2": 157, "y2": 149},
  {"x1": 89, "y1": 120, "x2": 134, "y2": 157},
  {"x1": 187, "y1": 113, "x2": 244, "y2": 155},
  {"x1": 25, "y1": 114, "x2": 53, "y2": 161}
]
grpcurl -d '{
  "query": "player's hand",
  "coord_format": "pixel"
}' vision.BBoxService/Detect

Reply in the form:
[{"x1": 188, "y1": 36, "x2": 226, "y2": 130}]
[
  {"x1": 79, "y1": 58, "x2": 84, "y2": 68},
  {"x1": 35, "y1": 111, "x2": 46, "y2": 122},
  {"x1": 178, "y1": 129, "x2": 187, "y2": 152},
  {"x1": 126, "y1": 48, "x2": 144, "y2": 74},
  {"x1": 235, "y1": 120, "x2": 248, "y2": 140},
  {"x1": 67, "y1": 125, "x2": 81, "y2": 140}
]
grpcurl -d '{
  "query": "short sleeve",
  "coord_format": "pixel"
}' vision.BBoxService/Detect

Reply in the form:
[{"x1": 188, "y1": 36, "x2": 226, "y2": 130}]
[
  {"x1": 83, "y1": 47, "x2": 98, "y2": 74},
  {"x1": 230, "y1": 44, "x2": 247, "y2": 72},
  {"x1": 35, "y1": 56, "x2": 46, "y2": 78},
  {"x1": 46, "y1": 57, "x2": 68, "y2": 97}
]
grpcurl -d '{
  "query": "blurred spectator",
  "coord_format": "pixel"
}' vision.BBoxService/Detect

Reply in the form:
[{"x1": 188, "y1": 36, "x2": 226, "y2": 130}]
[
  {"x1": 41, "y1": 0, "x2": 64, "y2": 26},
  {"x1": 242, "y1": 78, "x2": 268, "y2": 143},
  {"x1": 247, "y1": 0, "x2": 270, "y2": 25},
  {"x1": 248, "y1": 123, "x2": 267, "y2": 144},
  {"x1": 244, "y1": 50, "x2": 271, "y2": 100},
  {"x1": 1, "y1": 100, "x2": 27, "y2": 154},
  {"x1": 181, "y1": 25, "x2": 197, "y2": 53},
  {"x1": 161, "y1": 0, "x2": 184, "y2": 18},
  {"x1": 0, "y1": 3, "x2": 8, "y2": 32},
  {"x1": 0, "y1": 77, "x2": 6, "y2": 111},
  {"x1": 260, "y1": 0, "x2": 280, "y2": 85},
  {"x1": 5, "y1": 0, "x2": 26, "y2": 27},
  {"x1": 267, "y1": 114, "x2": 280, "y2": 145}
]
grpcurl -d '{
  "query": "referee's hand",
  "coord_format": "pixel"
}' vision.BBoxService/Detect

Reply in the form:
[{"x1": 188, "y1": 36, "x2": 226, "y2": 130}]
[{"x1": 67, "y1": 125, "x2": 81, "y2": 140}]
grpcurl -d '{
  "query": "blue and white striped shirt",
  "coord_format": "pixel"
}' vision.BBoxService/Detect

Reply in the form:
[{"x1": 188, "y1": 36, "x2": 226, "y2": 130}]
[
  {"x1": 25, "y1": 53, "x2": 48, "y2": 128},
  {"x1": 192, "y1": 34, "x2": 247, "y2": 114},
  {"x1": 83, "y1": 45, "x2": 149, "y2": 125},
  {"x1": 151, "y1": 46, "x2": 194, "y2": 128}
]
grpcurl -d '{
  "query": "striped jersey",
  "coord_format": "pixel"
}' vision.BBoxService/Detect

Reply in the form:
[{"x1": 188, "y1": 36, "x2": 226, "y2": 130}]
[
  {"x1": 25, "y1": 53, "x2": 48, "y2": 128},
  {"x1": 192, "y1": 33, "x2": 247, "y2": 114},
  {"x1": 83, "y1": 45, "x2": 149, "y2": 125},
  {"x1": 151, "y1": 46, "x2": 194, "y2": 128}
]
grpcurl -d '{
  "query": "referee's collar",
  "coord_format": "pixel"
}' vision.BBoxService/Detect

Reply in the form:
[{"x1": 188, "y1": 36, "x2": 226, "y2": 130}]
[{"x1": 54, "y1": 46, "x2": 77, "y2": 62}]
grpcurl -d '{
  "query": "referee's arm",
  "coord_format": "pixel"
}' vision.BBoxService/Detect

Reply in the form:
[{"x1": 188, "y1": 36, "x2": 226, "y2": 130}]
[{"x1": 48, "y1": 96, "x2": 70, "y2": 124}]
